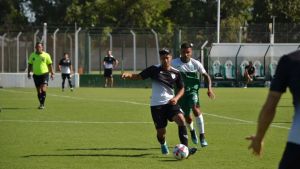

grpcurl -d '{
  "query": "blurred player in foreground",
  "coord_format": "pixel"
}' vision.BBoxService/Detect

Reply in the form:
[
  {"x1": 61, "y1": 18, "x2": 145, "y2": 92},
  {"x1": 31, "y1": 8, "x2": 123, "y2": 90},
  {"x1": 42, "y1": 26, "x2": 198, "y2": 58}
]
[{"x1": 247, "y1": 50, "x2": 300, "y2": 169}]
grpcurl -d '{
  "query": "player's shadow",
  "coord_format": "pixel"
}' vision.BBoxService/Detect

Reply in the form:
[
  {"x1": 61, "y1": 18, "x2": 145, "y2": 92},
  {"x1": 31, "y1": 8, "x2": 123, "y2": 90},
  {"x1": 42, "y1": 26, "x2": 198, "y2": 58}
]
[{"x1": 22, "y1": 147, "x2": 159, "y2": 158}]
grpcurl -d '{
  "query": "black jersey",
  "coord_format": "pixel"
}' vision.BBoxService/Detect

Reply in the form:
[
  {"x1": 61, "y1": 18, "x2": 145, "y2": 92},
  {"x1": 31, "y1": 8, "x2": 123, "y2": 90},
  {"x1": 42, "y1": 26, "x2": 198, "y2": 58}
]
[
  {"x1": 139, "y1": 65, "x2": 184, "y2": 106},
  {"x1": 59, "y1": 58, "x2": 72, "y2": 74},
  {"x1": 270, "y1": 50, "x2": 300, "y2": 145},
  {"x1": 103, "y1": 56, "x2": 116, "y2": 69},
  {"x1": 245, "y1": 65, "x2": 255, "y2": 75}
]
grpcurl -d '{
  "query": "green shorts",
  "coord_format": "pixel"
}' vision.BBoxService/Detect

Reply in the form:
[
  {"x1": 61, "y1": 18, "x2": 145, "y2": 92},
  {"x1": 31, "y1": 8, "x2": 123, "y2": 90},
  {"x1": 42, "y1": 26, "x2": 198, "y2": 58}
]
[{"x1": 178, "y1": 91, "x2": 200, "y2": 117}]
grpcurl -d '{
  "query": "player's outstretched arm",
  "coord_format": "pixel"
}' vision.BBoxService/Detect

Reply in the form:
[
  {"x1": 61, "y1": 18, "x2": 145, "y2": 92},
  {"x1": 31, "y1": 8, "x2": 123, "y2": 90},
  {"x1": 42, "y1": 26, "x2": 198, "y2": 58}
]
[
  {"x1": 246, "y1": 91, "x2": 282, "y2": 156},
  {"x1": 121, "y1": 72, "x2": 142, "y2": 80}
]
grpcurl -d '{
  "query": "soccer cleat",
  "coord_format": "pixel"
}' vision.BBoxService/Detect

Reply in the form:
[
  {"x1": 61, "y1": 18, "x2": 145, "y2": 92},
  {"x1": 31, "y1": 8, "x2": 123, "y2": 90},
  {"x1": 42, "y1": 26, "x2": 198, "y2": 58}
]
[
  {"x1": 187, "y1": 147, "x2": 198, "y2": 158},
  {"x1": 200, "y1": 138, "x2": 208, "y2": 147},
  {"x1": 190, "y1": 130, "x2": 198, "y2": 144},
  {"x1": 161, "y1": 144, "x2": 169, "y2": 155},
  {"x1": 70, "y1": 88, "x2": 74, "y2": 92},
  {"x1": 38, "y1": 104, "x2": 45, "y2": 109}
]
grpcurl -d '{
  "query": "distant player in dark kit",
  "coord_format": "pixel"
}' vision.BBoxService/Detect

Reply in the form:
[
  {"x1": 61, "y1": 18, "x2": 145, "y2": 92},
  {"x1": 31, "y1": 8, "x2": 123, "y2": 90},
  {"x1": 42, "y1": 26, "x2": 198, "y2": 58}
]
[
  {"x1": 58, "y1": 52, "x2": 74, "y2": 92},
  {"x1": 244, "y1": 61, "x2": 255, "y2": 88},
  {"x1": 121, "y1": 48, "x2": 197, "y2": 157},
  {"x1": 27, "y1": 42, "x2": 54, "y2": 109},
  {"x1": 247, "y1": 50, "x2": 300, "y2": 169},
  {"x1": 103, "y1": 50, "x2": 118, "y2": 87}
]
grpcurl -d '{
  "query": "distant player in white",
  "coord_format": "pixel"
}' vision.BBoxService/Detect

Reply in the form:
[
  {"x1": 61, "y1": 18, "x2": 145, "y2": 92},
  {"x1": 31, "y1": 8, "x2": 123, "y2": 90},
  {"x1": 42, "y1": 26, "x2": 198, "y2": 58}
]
[
  {"x1": 103, "y1": 50, "x2": 118, "y2": 87},
  {"x1": 58, "y1": 52, "x2": 73, "y2": 91},
  {"x1": 122, "y1": 48, "x2": 197, "y2": 156}
]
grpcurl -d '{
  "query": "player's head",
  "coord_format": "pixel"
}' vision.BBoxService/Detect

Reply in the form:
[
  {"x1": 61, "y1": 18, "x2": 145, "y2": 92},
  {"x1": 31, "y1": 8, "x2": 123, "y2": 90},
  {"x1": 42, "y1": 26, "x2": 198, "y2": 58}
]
[
  {"x1": 35, "y1": 42, "x2": 44, "y2": 54},
  {"x1": 107, "y1": 50, "x2": 112, "y2": 56},
  {"x1": 180, "y1": 42, "x2": 193, "y2": 61},
  {"x1": 249, "y1": 61, "x2": 253, "y2": 65},
  {"x1": 159, "y1": 48, "x2": 172, "y2": 69},
  {"x1": 63, "y1": 52, "x2": 69, "y2": 58}
]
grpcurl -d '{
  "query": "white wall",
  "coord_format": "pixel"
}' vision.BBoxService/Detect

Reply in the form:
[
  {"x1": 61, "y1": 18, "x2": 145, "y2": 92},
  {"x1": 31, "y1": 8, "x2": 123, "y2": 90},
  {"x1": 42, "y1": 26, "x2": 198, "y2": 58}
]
[{"x1": 0, "y1": 73, "x2": 79, "y2": 88}]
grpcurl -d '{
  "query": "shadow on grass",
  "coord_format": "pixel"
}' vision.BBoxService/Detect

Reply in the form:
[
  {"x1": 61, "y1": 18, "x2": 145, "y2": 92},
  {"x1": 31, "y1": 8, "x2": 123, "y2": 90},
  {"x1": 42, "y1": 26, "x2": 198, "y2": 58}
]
[
  {"x1": 22, "y1": 147, "x2": 160, "y2": 159},
  {"x1": 22, "y1": 153, "x2": 152, "y2": 158}
]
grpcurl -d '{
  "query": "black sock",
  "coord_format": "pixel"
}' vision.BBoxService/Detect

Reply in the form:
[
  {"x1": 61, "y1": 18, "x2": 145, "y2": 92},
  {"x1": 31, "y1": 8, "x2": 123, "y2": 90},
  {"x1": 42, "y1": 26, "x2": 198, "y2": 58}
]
[
  {"x1": 37, "y1": 93, "x2": 42, "y2": 104},
  {"x1": 178, "y1": 126, "x2": 188, "y2": 147},
  {"x1": 41, "y1": 91, "x2": 46, "y2": 105},
  {"x1": 68, "y1": 79, "x2": 73, "y2": 88},
  {"x1": 157, "y1": 135, "x2": 165, "y2": 145}
]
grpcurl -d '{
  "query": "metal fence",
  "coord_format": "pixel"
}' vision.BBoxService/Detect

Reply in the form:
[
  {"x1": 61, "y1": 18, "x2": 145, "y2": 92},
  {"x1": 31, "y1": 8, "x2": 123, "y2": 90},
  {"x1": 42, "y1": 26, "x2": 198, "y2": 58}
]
[{"x1": 1, "y1": 23, "x2": 300, "y2": 74}]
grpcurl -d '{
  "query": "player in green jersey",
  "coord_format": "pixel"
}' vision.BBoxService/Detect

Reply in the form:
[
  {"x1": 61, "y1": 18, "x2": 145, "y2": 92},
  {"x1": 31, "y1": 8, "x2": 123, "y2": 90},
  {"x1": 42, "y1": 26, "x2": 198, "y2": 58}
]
[{"x1": 172, "y1": 42, "x2": 215, "y2": 147}]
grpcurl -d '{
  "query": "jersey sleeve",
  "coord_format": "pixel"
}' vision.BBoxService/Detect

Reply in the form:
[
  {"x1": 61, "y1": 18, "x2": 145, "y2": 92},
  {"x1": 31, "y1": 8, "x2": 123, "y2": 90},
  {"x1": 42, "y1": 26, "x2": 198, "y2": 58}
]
[
  {"x1": 28, "y1": 53, "x2": 34, "y2": 64},
  {"x1": 197, "y1": 61, "x2": 207, "y2": 74},
  {"x1": 46, "y1": 53, "x2": 53, "y2": 65},
  {"x1": 270, "y1": 56, "x2": 289, "y2": 93},
  {"x1": 139, "y1": 66, "x2": 156, "y2": 80},
  {"x1": 175, "y1": 72, "x2": 184, "y2": 89}
]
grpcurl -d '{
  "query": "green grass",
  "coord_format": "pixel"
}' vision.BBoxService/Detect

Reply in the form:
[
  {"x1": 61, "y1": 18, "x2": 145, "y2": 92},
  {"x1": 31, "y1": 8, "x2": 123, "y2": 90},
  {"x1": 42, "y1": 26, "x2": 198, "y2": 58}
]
[{"x1": 0, "y1": 87, "x2": 293, "y2": 169}]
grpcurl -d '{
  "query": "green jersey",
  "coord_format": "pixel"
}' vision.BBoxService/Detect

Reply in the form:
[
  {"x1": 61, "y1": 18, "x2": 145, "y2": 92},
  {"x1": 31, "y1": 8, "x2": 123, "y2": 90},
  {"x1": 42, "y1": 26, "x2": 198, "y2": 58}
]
[{"x1": 28, "y1": 52, "x2": 52, "y2": 75}]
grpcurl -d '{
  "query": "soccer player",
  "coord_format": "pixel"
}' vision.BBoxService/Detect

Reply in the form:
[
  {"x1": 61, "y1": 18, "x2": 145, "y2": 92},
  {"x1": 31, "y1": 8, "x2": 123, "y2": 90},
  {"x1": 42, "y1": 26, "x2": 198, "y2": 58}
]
[
  {"x1": 172, "y1": 42, "x2": 215, "y2": 147},
  {"x1": 244, "y1": 61, "x2": 255, "y2": 88},
  {"x1": 121, "y1": 48, "x2": 197, "y2": 156},
  {"x1": 58, "y1": 52, "x2": 73, "y2": 91},
  {"x1": 103, "y1": 50, "x2": 118, "y2": 87},
  {"x1": 27, "y1": 42, "x2": 54, "y2": 109},
  {"x1": 247, "y1": 50, "x2": 300, "y2": 169}
]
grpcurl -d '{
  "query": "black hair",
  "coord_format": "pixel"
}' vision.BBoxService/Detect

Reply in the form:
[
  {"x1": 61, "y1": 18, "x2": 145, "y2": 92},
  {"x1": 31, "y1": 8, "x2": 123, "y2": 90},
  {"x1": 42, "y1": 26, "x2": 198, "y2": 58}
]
[{"x1": 181, "y1": 42, "x2": 193, "y2": 49}]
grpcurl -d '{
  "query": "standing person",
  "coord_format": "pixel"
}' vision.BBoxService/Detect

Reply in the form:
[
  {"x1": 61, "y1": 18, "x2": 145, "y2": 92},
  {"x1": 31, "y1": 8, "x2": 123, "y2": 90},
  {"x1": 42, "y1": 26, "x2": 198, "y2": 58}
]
[
  {"x1": 244, "y1": 61, "x2": 255, "y2": 88},
  {"x1": 121, "y1": 48, "x2": 197, "y2": 156},
  {"x1": 58, "y1": 52, "x2": 74, "y2": 92},
  {"x1": 103, "y1": 50, "x2": 118, "y2": 87},
  {"x1": 27, "y1": 42, "x2": 54, "y2": 109},
  {"x1": 247, "y1": 50, "x2": 300, "y2": 169},
  {"x1": 172, "y1": 42, "x2": 215, "y2": 147}
]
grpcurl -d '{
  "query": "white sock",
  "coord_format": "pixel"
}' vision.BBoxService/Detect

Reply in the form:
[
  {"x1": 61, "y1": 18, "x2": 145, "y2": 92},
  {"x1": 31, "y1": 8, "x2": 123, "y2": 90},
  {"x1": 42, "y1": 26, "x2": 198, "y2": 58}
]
[
  {"x1": 195, "y1": 114, "x2": 205, "y2": 134},
  {"x1": 187, "y1": 121, "x2": 195, "y2": 131}
]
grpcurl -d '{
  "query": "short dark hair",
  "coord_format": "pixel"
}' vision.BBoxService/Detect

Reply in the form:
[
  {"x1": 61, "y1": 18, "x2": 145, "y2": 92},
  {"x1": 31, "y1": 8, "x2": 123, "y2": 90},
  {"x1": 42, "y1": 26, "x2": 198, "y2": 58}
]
[
  {"x1": 181, "y1": 42, "x2": 193, "y2": 49},
  {"x1": 159, "y1": 47, "x2": 171, "y2": 55},
  {"x1": 35, "y1": 42, "x2": 43, "y2": 46}
]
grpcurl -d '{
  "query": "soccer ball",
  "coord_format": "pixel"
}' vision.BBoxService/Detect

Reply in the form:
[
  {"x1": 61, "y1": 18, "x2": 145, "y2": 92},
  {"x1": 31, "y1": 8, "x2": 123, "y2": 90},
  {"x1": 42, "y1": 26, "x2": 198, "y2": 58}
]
[{"x1": 173, "y1": 144, "x2": 189, "y2": 160}]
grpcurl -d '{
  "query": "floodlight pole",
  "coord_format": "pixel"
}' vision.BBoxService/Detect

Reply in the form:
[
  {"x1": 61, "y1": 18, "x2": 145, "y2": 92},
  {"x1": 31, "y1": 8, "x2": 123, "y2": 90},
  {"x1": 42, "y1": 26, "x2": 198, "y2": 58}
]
[
  {"x1": 16, "y1": 32, "x2": 22, "y2": 73},
  {"x1": 130, "y1": 30, "x2": 136, "y2": 72},
  {"x1": 74, "y1": 27, "x2": 81, "y2": 87},
  {"x1": 108, "y1": 33, "x2": 112, "y2": 51},
  {"x1": 201, "y1": 40, "x2": 208, "y2": 64},
  {"x1": 217, "y1": 0, "x2": 221, "y2": 43},
  {"x1": 151, "y1": 29, "x2": 160, "y2": 64},
  {"x1": 43, "y1": 23, "x2": 47, "y2": 51},
  {"x1": 53, "y1": 28, "x2": 59, "y2": 72},
  {"x1": 33, "y1": 30, "x2": 39, "y2": 49},
  {"x1": 1, "y1": 33, "x2": 7, "y2": 72}
]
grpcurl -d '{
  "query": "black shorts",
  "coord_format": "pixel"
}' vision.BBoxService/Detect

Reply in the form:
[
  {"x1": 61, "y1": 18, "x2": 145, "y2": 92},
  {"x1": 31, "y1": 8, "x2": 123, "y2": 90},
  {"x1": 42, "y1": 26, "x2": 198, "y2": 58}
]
[
  {"x1": 104, "y1": 69, "x2": 113, "y2": 78},
  {"x1": 61, "y1": 73, "x2": 71, "y2": 80},
  {"x1": 33, "y1": 73, "x2": 49, "y2": 87},
  {"x1": 150, "y1": 104, "x2": 183, "y2": 129},
  {"x1": 279, "y1": 142, "x2": 300, "y2": 169}
]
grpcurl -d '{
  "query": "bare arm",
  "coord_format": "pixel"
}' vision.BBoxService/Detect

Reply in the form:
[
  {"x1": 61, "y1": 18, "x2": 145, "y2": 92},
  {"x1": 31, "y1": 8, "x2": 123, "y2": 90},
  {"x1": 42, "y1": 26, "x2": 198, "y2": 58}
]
[
  {"x1": 169, "y1": 86, "x2": 184, "y2": 105},
  {"x1": 202, "y1": 72, "x2": 215, "y2": 99},
  {"x1": 48, "y1": 64, "x2": 55, "y2": 80},
  {"x1": 247, "y1": 91, "x2": 282, "y2": 156},
  {"x1": 27, "y1": 64, "x2": 32, "y2": 79},
  {"x1": 121, "y1": 72, "x2": 143, "y2": 80}
]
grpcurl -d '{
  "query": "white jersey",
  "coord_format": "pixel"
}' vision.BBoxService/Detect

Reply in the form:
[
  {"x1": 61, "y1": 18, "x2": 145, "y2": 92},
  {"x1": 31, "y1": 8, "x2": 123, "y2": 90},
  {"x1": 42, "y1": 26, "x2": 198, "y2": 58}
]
[
  {"x1": 139, "y1": 65, "x2": 184, "y2": 106},
  {"x1": 172, "y1": 57, "x2": 206, "y2": 74}
]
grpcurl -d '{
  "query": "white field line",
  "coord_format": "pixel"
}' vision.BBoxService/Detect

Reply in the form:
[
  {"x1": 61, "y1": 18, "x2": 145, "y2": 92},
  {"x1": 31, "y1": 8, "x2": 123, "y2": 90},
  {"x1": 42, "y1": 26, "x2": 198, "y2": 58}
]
[{"x1": 0, "y1": 89, "x2": 291, "y2": 130}]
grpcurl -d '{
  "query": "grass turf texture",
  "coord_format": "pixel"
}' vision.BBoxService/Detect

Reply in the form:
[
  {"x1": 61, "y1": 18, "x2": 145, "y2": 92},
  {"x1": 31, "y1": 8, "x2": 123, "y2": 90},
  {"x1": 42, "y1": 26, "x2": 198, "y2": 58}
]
[{"x1": 0, "y1": 87, "x2": 293, "y2": 169}]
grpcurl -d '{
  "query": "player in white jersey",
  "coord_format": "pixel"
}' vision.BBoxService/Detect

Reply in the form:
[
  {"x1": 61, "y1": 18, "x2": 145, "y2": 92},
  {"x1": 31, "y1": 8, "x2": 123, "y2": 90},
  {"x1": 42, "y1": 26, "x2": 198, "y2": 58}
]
[
  {"x1": 172, "y1": 42, "x2": 215, "y2": 147},
  {"x1": 122, "y1": 48, "x2": 197, "y2": 157},
  {"x1": 58, "y1": 52, "x2": 73, "y2": 91}
]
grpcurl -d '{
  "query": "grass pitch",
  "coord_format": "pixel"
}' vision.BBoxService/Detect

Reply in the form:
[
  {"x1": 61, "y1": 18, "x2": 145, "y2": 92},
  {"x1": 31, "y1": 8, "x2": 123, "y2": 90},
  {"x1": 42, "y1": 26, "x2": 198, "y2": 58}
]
[{"x1": 0, "y1": 87, "x2": 293, "y2": 169}]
